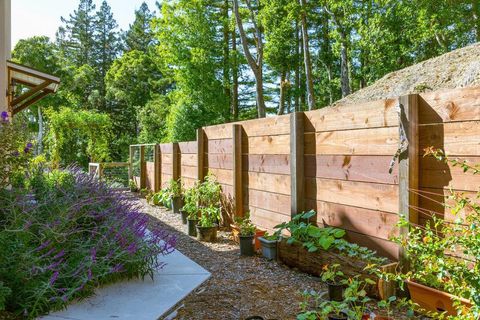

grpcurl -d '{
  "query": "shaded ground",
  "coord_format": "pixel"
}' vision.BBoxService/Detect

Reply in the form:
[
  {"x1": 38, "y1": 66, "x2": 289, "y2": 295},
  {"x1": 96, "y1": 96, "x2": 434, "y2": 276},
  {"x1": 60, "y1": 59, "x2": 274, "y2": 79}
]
[{"x1": 140, "y1": 198, "x2": 419, "y2": 320}]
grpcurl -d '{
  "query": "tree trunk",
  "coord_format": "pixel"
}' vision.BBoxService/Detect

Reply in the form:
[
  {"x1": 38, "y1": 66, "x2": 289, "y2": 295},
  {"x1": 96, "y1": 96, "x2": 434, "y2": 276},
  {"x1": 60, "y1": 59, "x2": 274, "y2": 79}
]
[
  {"x1": 294, "y1": 22, "x2": 300, "y2": 112},
  {"x1": 222, "y1": 0, "x2": 231, "y2": 121},
  {"x1": 278, "y1": 71, "x2": 287, "y2": 115},
  {"x1": 233, "y1": 0, "x2": 266, "y2": 118},
  {"x1": 474, "y1": 0, "x2": 480, "y2": 41},
  {"x1": 299, "y1": 0, "x2": 316, "y2": 111},
  {"x1": 37, "y1": 106, "x2": 44, "y2": 155},
  {"x1": 232, "y1": 26, "x2": 239, "y2": 121},
  {"x1": 339, "y1": 31, "x2": 350, "y2": 97}
]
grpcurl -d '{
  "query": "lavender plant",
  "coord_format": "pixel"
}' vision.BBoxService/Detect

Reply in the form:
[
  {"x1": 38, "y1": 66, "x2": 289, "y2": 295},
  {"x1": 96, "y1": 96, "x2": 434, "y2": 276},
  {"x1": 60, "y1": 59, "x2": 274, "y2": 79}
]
[{"x1": 0, "y1": 166, "x2": 175, "y2": 318}]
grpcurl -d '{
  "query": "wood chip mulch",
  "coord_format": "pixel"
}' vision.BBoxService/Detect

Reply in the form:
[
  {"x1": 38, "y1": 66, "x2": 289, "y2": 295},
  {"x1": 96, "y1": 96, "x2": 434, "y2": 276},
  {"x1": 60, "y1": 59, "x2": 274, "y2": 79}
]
[
  {"x1": 140, "y1": 198, "x2": 323, "y2": 320},
  {"x1": 139, "y1": 198, "x2": 419, "y2": 320}
]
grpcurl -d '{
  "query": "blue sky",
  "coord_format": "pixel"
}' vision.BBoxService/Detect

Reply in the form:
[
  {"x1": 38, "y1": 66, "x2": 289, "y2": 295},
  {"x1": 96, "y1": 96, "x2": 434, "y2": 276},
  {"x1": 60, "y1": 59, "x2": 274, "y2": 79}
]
[{"x1": 12, "y1": 0, "x2": 159, "y2": 47}]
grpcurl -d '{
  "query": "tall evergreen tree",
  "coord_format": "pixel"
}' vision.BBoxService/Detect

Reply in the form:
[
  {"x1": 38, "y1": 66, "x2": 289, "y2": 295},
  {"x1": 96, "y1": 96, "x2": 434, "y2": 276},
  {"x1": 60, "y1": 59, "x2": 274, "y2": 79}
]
[
  {"x1": 94, "y1": 0, "x2": 121, "y2": 111},
  {"x1": 125, "y1": 2, "x2": 156, "y2": 52},
  {"x1": 56, "y1": 0, "x2": 96, "y2": 67}
]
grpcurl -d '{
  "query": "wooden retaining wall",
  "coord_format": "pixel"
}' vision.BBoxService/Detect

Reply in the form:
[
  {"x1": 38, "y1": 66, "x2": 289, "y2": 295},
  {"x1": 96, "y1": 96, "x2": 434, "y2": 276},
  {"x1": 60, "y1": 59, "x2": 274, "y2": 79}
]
[{"x1": 130, "y1": 87, "x2": 480, "y2": 261}]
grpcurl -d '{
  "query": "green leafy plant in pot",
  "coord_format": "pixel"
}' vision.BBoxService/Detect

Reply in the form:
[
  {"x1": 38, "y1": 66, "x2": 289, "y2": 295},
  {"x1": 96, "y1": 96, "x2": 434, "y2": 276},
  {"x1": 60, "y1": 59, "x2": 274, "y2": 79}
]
[
  {"x1": 197, "y1": 206, "x2": 220, "y2": 242},
  {"x1": 236, "y1": 213, "x2": 256, "y2": 256},
  {"x1": 181, "y1": 186, "x2": 198, "y2": 225},
  {"x1": 259, "y1": 231, "x2": 280, "y2": 260},
  {"x1": 321, "y1": 263, "x2": 345, "y2": 302},
  {"x1": 167, "y1": 178, "x2": 184, "y2": 213}
]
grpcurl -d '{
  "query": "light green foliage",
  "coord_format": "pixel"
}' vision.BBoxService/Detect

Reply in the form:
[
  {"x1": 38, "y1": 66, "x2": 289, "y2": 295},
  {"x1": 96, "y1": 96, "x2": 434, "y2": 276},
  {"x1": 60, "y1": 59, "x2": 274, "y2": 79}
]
[
  {"x1": 137, "y1": 96, "x2": 170, "y2": 144},
  {"x1": 44, "y1": 107, "x2": 112, "y2": 168},
  {"x1": 235, "y1": 212, "x2": 256, "y2": 236},
  {"x1": 154, "y1": 0, "x2": 229, "y2": 141}
]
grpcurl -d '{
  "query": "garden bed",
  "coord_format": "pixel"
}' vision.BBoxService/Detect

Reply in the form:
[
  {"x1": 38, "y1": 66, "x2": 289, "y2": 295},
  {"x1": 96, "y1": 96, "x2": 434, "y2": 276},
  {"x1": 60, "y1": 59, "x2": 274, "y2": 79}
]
[{"x1": 139, "y1": 197, "x2": 414, "y2": 320}]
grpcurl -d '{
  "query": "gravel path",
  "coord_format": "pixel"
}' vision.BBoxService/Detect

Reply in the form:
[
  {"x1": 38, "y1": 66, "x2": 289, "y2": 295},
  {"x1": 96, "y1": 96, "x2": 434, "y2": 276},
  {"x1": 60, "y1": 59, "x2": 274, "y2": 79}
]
[{"x1": 139, "y1": 198, "x2": 324, "y2": 320}]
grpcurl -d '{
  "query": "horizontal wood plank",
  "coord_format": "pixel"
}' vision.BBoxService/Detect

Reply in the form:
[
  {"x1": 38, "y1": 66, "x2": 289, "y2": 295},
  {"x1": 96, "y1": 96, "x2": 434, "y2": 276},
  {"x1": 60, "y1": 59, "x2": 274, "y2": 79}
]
[
  {"x1": 305, "y1": 177, "x2": 399, "y2": 213},
  {"x1": 243, "y1": 171, "x2": 291, "y2": 195},
  {"x1": 207, "y1": 139, "x2": 233, "y2": 154},
  {"x1": 243, "y1": 154, "x2": 290, "y2": 175},
  {"x1": 207, "y1": 167, "x2": 233, "y2": 185},
  {"x1": 304, "y1": 155, "x2": 398, "y2": 184},
  {"x1": 305, "y1": 199, "x2": 398, "y2": 240},
  {"x1": 304, "y1": 98, "x2": 398, "y2": 132},
  {"x1": 243, "y1": 135, "x2": 290, "y2": 155},
  {"x1": 419, "y1": 121, "x2": 480, "y2": 156},
  {"x1": 344, "y1": 231, "x2": 399, "y2": 261},
  {"x1": 182, "y1": 177, "x2": 197, "y2": 189},
  {"x1": 304, "y1": 127, "x2": 398, "y2": 155},
  {"x1": 419, "y1": 87, "x2": 480, "y2": 124},
  {"x1": 207, "y1": 154, "x2": 233, "y2": 170},
  {"x1": 161, "y1": 163, "x2": 172, "y2": 175},
  {"x1": 247, "y1": 206, "x2": 290, "y2": 232},
  {"x1": 244, "y1": 189, "x2": 291, "y2": 215},
  {"x1": 420, "y1": 156, "x2": 480, "y2": 191},
  {"x1": 181, "y1": 153, "x2": 198, "y2": 167},
  {"x1": 178, "y1": 141, "x2": 197, "y2": 154},
  {"x1": 159, "y1": 144, "x2": 173, "y2": 153},
  {"x1": 162, "y1": 154, "x2": 173, "y2": 165},
  {"x1": 180, "y1": 165, "x2": 198, "y2": 179}
]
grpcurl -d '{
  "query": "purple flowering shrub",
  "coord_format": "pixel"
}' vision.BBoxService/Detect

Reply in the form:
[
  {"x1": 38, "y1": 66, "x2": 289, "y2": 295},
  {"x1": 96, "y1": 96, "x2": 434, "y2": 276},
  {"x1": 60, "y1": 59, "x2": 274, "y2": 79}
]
[{"x1": 0, "y1": 166, "x2": 175, "y2": 318}]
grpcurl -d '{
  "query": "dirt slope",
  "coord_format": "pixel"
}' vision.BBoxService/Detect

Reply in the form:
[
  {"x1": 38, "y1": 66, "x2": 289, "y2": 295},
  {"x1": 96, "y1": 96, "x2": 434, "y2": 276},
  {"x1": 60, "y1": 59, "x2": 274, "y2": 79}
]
[{"x1": 336, "y1": 42, "x2": 480, "y2": 105}]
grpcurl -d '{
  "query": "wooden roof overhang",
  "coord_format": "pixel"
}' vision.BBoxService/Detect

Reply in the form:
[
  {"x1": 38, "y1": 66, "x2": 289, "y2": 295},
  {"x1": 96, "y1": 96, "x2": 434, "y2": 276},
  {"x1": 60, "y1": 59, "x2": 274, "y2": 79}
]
[{"x1": 7, "y1": 60, "x2": 60, "y2": 116}]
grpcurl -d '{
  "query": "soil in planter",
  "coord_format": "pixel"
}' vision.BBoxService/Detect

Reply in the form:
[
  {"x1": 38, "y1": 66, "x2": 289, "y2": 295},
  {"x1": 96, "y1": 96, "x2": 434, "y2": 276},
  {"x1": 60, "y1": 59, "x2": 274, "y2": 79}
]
[
  {"x1": 239, "y1": 235, "x2": 255, "y2": 256},
  {"x1": 196, "y1": 225, "x2": 218, "y2": 242}
]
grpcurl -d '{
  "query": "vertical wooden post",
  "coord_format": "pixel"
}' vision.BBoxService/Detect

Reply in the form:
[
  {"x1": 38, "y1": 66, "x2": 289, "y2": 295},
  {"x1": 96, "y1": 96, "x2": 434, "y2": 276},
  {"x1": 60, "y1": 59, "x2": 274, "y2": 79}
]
[
  {"x1": 233, "y1": 124, "x2": 243, "y2": 217},
  {"x1": 128, "y1": 145, "x2": 133, "y2": 181},
  {"x1": 398, "y1": 94, "x2": 419, "y2": 264},
  {"x1": 172, "y1": 142, "x2": 180, "y2": 182},
  {"x1": 140, "y1": 145, "x2": 146, "y2": 189},
  {"x1": 0, "y1": 0, "x2": 11, "y2": 116},
  {"x1": 290, "y1": 112, "x2": 305, "y2": 218},
  {"x1": 197, "y1": 128, "x2": 205, "y2": 182},
  {"x1": 98, "y1": 163, "x2": 104, "y2": 181},
  {"x1": 154, "y1": 144, "x2": 161, "y2": 192}
]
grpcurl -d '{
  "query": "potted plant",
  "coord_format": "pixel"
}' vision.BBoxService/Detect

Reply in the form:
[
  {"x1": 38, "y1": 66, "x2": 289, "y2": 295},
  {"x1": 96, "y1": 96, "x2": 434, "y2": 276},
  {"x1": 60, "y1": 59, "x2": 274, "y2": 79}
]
[
  {"x1": 321, "y1": 264, "x2": 345, "y2": 302},
  {"x1": 196, "y1": 205, "x2": 220, "y2": 242},
  {"x1": 259, "y1": 232, "x2": 279, "y2": 260},
  {"x1": 181, "y1": 186, "x2": 197, "y2": 225},
  {"x1": 236, "y1": 214, "x2": 256, "y2": 256},
  {"x1": 167, "y1": 178, "x2": 183, "y2": 213}
]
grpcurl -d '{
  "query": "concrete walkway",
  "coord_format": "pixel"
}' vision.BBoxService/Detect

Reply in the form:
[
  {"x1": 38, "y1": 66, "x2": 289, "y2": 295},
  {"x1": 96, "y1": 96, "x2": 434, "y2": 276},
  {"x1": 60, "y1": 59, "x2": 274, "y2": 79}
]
[{"x1": 41, "y1": 249, "x2": 210, "y2": 320}]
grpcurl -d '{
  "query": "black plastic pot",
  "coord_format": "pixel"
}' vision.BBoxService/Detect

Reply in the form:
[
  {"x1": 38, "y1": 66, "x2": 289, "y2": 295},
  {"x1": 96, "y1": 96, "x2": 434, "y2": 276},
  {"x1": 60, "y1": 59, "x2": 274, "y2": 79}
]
[
  {"x1": 196, "y1": 225, "x2": 218, "y2": 242},
  {"x1": 171, "y1": 196, "x2": 183, "y2": 214},
  {"x1": 328, "y1": 312, "x2": 348, "y2": 320},
  {"x1": 239, "y1": 234, "x2": 255, "y2": 256},
  {"x1": 245, "y1": 317, "x2": 264, "y2": 320},
  {"x1": 180, "y1": 210, "x2": 188, "y2": 224},
  {"x1": 187, "y1": 218, "x2": 198, "y2": 237},
  {"x1": 328, "y1": 282, "x2": 344, "y2": 302},
  {"x1": 259, "y1": 237, "x2": 278, "y2": 260}
]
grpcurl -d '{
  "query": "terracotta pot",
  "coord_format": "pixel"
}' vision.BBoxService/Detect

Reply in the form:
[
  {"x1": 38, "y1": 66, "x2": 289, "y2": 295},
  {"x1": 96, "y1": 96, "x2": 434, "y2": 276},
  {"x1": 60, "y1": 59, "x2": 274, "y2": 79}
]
[
  {"x1": 406, "y1": 280, "x2": 472, "y2": 316},
  {"x1": 362, "y1": 315, "x2": 392, "y2": 320}
]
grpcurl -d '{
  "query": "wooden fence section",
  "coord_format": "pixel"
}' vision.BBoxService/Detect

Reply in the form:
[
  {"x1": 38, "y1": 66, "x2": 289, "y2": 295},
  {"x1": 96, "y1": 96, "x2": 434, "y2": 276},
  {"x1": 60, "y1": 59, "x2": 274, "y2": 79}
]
[{"x1": 128, "y1": 86, "x2": 480, "y2": 261}]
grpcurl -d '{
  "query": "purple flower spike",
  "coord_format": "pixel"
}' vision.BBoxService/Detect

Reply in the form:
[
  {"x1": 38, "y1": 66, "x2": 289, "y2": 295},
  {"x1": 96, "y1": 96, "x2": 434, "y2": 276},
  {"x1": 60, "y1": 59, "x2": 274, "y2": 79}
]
[
  {"x1": 1, "y1": 111, "x2": 8, "y2": 121},
  {"x1": 49, "y1": 271, "x2": 59, "y2": 286}
]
